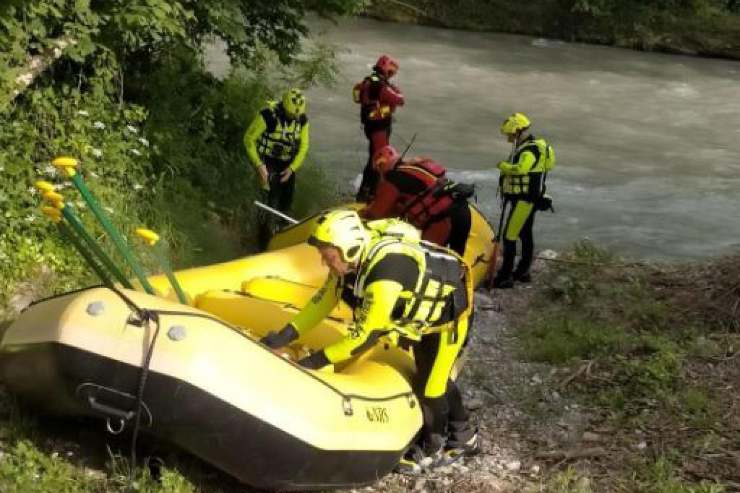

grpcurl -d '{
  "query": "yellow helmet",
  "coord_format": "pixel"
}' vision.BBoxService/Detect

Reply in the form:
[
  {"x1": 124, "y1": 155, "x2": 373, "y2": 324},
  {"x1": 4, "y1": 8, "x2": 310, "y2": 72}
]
[
  {"x1": 308, "y1": 210, "x2": 369, "y2": 263},
  {"x1": 500, "y1": 112, "x2": 531, "y2": 135},
  {"x1": 282, "y1": 88, "x2": 306, "y2": 118}
]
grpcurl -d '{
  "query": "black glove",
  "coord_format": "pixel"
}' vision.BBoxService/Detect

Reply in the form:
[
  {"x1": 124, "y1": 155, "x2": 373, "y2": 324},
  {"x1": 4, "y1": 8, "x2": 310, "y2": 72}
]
[
  {"x1": 259, "y1": 324, "x2": 299, "y2": 349},
  {"x1": 297, "y1": 350, "x2": 331, "y2": 370}
]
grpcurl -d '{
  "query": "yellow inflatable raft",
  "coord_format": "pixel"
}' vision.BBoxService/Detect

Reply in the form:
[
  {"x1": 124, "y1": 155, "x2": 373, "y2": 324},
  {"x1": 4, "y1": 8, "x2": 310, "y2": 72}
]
[{"x1": 0, "y1": 206, "x2": 494, "y2": 491}]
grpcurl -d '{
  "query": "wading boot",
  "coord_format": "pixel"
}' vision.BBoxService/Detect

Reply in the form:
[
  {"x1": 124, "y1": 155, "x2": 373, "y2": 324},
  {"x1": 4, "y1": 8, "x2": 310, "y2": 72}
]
[{"x1": 492, "y1": 276, "x2": 514, "y2": 289}]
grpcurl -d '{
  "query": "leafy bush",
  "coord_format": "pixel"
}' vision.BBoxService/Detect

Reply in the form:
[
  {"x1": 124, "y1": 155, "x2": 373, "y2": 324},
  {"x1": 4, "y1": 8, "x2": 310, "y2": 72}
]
[
  {"x1": 0, "y1": 87, "x2": 159, "y2": 315},
  {"x1": 0, "y1": 1, "x2": 358, "y2": 316}
]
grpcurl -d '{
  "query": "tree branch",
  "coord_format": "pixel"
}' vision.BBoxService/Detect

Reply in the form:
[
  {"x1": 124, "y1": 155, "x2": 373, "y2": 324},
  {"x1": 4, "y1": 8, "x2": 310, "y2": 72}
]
[{"x1": 9, "y1": 35, "x2": 78, "y2": 102}]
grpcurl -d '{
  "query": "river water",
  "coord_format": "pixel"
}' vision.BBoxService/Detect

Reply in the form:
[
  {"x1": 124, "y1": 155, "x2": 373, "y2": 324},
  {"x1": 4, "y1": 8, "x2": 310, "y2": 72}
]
[{"x1": 212, "y1": 17, "x2": 740, "y2": 261}]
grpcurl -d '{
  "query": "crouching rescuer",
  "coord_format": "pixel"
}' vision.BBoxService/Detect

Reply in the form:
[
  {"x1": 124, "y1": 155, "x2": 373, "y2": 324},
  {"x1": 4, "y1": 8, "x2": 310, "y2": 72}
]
[{"x1": 260, "y1": 210, "x2": 480, "y2": 472}]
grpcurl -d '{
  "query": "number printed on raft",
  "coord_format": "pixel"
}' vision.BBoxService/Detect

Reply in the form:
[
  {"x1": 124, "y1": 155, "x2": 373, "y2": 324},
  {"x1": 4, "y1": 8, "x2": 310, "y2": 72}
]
[{"x1": 365, "y1": 406, "x2": 390, "y2": 424}]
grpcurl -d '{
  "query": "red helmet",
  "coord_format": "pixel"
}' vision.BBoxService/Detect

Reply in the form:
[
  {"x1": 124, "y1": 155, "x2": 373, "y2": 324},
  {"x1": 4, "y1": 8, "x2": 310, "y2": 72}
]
[
  {"x1": 372, "y1": 145, "x2": 401, "y2": 174},
  {"x1": 375, "y1": 55, "x2": 399, "y2": 78}
]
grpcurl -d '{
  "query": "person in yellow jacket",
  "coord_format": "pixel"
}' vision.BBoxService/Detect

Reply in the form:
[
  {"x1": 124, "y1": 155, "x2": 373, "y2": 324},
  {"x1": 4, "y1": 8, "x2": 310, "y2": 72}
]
[
  {"x1": 244, "y1": 88, "x2": 310, "y2": 248},
  {"x1": 260, "y1": 210, "x2": 479, "y2": 473},
  {"x1": 492, "y1": 113, "x2": 556, "y2": 288}
]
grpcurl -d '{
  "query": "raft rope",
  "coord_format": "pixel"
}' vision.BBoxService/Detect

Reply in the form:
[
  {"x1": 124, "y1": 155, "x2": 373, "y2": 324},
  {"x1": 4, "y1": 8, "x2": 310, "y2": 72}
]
[
  {"x1": 96, "y1": 285, "x2": 163, "y2": 480},
  {"x1": 129, "y1": 309, "x2": 161, "y2": 479}
]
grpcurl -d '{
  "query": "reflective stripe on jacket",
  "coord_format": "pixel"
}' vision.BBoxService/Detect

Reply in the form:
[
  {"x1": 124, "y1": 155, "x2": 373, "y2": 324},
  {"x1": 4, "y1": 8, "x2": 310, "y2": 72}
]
[
  {"x1": 243, "y1": 101, "x2": 309, "y2": 169},
  {"x1": 499, "y1": 135, "x2": 549, "y2": 200},
  {"x1": 289, "y1": 234, "x2": 472, "y2": 364}
]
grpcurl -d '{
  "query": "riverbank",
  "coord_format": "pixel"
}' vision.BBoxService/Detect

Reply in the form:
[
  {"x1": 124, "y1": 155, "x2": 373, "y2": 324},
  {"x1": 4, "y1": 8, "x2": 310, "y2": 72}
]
[
  {"x1": 364, "y1": 0, "x2": 740, "y2": 61},
  {"x1": 1, "y1": 243, "x2": 737, "y2": 492}
]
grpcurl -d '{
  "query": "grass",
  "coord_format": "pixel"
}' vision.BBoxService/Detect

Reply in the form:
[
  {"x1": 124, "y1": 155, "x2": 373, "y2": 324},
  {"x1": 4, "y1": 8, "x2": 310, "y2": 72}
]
[
  {"x1": 0, "y1": 393, "x2": 188, "y2": 493},
  {"x1": 520, "y1": 316, "x2": 631, "y2": 364},
  {"x1": 619, "y1": 457, "x2": 727, "y2": 493},
  {"x1": 0, "y1": 392, "x2": 253, "y2": 493},
  {"x1": 513, "y1": 242, "x2": 740, "y2": 491}
]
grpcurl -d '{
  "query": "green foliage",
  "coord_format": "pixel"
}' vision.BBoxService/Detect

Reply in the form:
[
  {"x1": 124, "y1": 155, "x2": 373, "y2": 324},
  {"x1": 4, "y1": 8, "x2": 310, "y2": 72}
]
[
  {"x1": 0, "y1": 440, "x2": 97, "y2": 493},
  {"x1": 521, "y1": 242, "x2": 723, "y2": 412},
  {"x1": 616, "y1": 336, "x2": 683, "y2": 395},
  {"x1": 0, "y1": 0, "x2": 355, "y2": 314},
  {"x1": 622, "y1": 456, "x2": 726, "y2": 493},
  {"x1": 537, "y1": 466, "x2": 594, "y2": 493},
  {"x1": 520, "y1": 316, "x2": 631, "y2": 364},
  {"x1": 369, "y1": 0, "x2": 740, "y2": 59},
  {"x1": 136, "y1": 46, "x2": 342, "y2": 262},
  {"x1": 0, "y1": 83, "x2": 160, "y2": 314},
  {"x1": 0, "y1": 0, "x2": 363, "y2": 100},
  {"x1": 0, "y1": 438, "x2": 204, "y2": 493}
]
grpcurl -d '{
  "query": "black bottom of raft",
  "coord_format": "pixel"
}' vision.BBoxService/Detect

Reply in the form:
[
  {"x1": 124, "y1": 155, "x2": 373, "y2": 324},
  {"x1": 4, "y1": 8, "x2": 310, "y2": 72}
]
[{"x1": 0, "y1": 342, "x2": 402, "y2": 491}]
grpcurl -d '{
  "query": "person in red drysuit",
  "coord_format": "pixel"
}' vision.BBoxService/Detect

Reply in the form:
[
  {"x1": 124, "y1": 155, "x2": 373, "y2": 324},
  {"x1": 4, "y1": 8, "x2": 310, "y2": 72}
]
[
  {"x1": 353, "y1": 54, "x2": 405, "y2": 202},
  {"x1": 359, "y1": 145, "x2": 473, "y2": 257}
]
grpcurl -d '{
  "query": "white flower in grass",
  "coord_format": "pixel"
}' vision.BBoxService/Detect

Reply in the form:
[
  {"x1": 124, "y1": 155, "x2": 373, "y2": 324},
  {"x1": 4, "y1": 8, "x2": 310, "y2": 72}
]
[
  {"x1": 89, "y1": 171, "x2": 99, "y2": 179},
  {"x1": 91, "y1": 148, "x2": 103, "y2": 158},
  {"x1": 43, "y1": 164, "x2": 57, "y2": 176},
  {"x1": 77, "y1": 110, "x2": 89, "y2": 117},
  {"x1": 138, "y1": 137, "x2": 149, "y2": 147},
  {"x1": 126, "y1": 125, "x2": 139, "y2": 134},
  {"x1": 130, "y1": 149, "x2": 142, "y2": 156},
  {"x1": 75, "y1": 200, "x2": 86, "y2": 208},
  {"x1": 104, "y1": 206, "x2": 114, "y2": 215},
  {"x1": 133, "y1": 183, "x2": 144, "y2": 191},
  {"x1": 24, "y1": 214, "x2": 36, "y2": 223},
  {"x1": 28, "y1": 186, "x2": 38, "y2": 196},
  {"x1": 93, "y1": 121, "x2": 106, "y2": 130}
]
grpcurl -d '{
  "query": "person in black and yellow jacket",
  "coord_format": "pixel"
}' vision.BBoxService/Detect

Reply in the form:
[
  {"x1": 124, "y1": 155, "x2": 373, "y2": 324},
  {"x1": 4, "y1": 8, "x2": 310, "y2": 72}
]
[
  {"x1": 244, "y1": 88, "x2": 309, "y2": 248},
  {"x1": 261, "y1": 210, "x2": 479, "y2": 473},
  {"x1": 492, "y1": 113, "x2": 556, "y2": 289}
]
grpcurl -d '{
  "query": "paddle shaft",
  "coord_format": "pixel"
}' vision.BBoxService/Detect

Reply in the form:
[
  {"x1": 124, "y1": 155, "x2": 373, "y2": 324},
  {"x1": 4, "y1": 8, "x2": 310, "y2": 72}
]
[
  {"x1": 68, "y1": 173, "x2": 155, "y2": 294},
  {"x1": 152, "y1": 242, "x2": 188, "y2": 304},
  {"x1": 254, "y1": 200, "x2": 298, "y2": 224},
  {"x1": 57, "y1": 221, "x2": 113, "y2": 287},
  {"x1": 61, "y1": 205, "x2": 134, "y2": 289},
  {"x1": 485, "y1": 137, "x2": 519, "y2": 289}
]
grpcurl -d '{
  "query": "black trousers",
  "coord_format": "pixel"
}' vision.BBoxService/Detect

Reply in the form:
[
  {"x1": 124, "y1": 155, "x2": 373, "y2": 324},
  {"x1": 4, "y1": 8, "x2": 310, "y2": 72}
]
[
  {"x1": 258, "y1": 158, "x2": 295, "y2": 249},
  {"x1": 447, "y1": 200, "x2": 472, "y2": 257},
  {"x1": 356, "y1": 124, "x2": 391, "y2": 202}
]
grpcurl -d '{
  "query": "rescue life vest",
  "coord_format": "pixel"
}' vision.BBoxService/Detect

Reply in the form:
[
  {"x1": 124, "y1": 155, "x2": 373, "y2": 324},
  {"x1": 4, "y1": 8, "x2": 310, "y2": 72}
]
[
  {"x1": 353, "y1": 74, "x2": 394, "y2": 124},
  {"x1": 257, "y1": 102, "x2": 308, "y2": 163},
  {"x1": 394, "y1": 159, "x2": 456, "y2": 229},
  {"x1": 350, "y1": 236, "x2": 470, "y2": 340},
  {"x1": 502, "y1": 136, "x2": 555, "y2": 200}
]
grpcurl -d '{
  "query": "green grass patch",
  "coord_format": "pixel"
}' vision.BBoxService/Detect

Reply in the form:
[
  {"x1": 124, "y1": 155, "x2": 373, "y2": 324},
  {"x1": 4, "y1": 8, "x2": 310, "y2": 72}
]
[
  {"x1": 519, "y1": 316, "x2": 632, "y2": 364},
  {"x1": 533, "y1": 466, "x2": 594, "y2": 493},
  {"x1": 620, "y1": 456, "x2": 726, "y2": 493},
  {"x1": 515, "y1": 243, "x2": 738, "y2": 491}
]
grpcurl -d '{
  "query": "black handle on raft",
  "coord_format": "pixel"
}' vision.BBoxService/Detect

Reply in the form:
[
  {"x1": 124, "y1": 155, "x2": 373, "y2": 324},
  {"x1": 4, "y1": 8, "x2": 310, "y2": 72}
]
[{"x1": 88, "y1": 395, "x2": 135, "y2": 422}]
